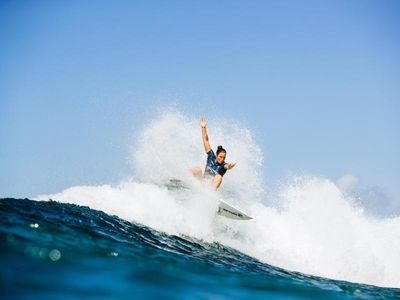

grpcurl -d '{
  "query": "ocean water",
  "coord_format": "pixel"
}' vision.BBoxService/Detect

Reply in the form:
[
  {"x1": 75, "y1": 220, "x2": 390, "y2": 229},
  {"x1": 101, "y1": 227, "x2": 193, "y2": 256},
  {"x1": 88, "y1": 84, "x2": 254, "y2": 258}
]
[
  {"x1": 2, "y1": 112, "x2": 400, "y2": 299},
  {"x1": 1, "y1": 198, "x2": 399, "y2": 300}
]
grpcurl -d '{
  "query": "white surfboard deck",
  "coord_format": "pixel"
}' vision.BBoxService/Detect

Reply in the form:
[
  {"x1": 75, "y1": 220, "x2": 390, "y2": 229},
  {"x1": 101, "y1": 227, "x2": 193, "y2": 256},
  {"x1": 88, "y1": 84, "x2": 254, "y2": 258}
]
[
  {"x1": 218, "y1": 199, "x2": 252, "y2": 220},
  {"x1": 165, "y1": 179, "x2": 252, "y2": 220}
]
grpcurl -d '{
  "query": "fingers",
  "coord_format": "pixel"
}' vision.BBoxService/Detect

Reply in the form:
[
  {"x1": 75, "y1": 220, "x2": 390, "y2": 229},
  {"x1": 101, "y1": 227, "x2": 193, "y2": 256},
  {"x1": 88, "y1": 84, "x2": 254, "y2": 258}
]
[
  {"x1": 224, "y1": 163, "x2": 235, "y2": 170},
  {"x1": 199, "y1": 117, "x2": 207, "y2": 127}
]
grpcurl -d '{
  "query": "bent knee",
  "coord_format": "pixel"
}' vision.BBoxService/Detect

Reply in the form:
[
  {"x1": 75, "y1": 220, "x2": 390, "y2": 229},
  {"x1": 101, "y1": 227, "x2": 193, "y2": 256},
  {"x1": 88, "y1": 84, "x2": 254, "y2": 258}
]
[{"x1": 191, "y1": 167, "x2": 202, "y2": 177}]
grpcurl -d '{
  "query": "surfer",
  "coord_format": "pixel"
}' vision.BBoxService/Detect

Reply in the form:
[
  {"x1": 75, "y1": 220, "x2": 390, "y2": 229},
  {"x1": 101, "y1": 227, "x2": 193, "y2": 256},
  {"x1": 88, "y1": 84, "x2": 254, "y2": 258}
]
[{"x1": 191, "y1": 118, "x2": 236, "y2": 189}]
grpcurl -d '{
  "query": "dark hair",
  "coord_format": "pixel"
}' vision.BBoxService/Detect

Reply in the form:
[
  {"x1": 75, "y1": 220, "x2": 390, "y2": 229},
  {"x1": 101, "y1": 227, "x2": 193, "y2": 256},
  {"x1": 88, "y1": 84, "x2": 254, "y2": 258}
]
[{"x1": 216, "y1": 145, "x2": 226, "y2": 156}]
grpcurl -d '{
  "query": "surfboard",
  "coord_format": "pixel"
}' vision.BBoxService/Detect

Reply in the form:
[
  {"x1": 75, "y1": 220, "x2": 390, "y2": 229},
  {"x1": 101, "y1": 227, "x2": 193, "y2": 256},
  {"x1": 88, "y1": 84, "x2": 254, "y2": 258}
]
[
  {"x1": 165, "y1": 179, "x2": 252, "y2": 220},
  {"x1": 218, "y1": 199, "x2": 252, "y2": 220}
]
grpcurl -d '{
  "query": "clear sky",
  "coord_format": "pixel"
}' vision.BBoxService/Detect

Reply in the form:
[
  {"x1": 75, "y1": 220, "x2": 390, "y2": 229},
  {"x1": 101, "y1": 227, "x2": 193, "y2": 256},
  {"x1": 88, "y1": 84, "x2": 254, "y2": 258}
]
[{"x1": 1, "y1": 0, "x2": 399, "y2": 202}]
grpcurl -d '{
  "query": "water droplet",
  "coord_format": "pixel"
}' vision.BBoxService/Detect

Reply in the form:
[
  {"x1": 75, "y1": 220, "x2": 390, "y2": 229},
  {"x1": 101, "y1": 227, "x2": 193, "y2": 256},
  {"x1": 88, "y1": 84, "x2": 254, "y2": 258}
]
[
  {"x1": 49, "y1": 249, "x2": 61, "y2": 261},
  {"x1": 39, "y1": 248, "x2": 49, "y2": 259},
  {"x1": 25, "y1": 246, "x2": 40, "y2": 258}
]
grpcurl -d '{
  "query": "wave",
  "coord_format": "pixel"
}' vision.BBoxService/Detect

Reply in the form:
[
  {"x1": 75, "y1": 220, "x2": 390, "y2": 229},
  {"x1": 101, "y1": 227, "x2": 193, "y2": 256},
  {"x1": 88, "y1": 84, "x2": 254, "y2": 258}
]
[
  {"x1": 36, "y1": 111, "x2": 400, "y2": 288},
  {"x1": 4, "y1": 198, "x2": 398, "y2": 299}
]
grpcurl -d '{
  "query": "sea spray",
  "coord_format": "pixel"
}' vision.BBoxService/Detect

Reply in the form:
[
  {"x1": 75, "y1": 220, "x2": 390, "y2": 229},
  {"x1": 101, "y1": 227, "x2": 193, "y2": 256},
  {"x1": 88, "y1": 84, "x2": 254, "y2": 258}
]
[
  {"x1": 223, "y1": 177, "x2": 400, "y2": 288},
  {"x1": 131, "y1": 111, "x2": 265, "y2": 205},
  {"x1": 38, "y1": 181, "x2": 219, "y2": 239},
  {"x1": 36, "y1": 111, "x2": 400, "y2": 288}
]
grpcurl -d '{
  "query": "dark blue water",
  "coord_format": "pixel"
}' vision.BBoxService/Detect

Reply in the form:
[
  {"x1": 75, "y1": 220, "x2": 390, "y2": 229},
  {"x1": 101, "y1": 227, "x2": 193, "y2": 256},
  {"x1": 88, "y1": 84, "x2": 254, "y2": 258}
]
[{"x1": 1, "y1": 198, "x2": 399, "y2": 299}]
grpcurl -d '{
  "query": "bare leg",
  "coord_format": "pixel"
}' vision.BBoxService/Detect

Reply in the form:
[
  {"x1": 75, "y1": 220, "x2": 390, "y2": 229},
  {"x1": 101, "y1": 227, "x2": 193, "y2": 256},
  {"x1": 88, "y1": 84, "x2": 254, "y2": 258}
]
[
  {"x1": 212, "y1": 174, "x2": 223, "y2": 190},
  {"x1": 191, "y1": 167, "x2": 203, "y2": 180}
]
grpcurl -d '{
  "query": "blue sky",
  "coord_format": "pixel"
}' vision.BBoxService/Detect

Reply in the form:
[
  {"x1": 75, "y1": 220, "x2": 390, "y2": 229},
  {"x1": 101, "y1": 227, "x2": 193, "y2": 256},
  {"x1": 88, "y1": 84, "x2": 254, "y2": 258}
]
[{"x1": 1, "y1": 0, "x2": 399, "y2": 201}]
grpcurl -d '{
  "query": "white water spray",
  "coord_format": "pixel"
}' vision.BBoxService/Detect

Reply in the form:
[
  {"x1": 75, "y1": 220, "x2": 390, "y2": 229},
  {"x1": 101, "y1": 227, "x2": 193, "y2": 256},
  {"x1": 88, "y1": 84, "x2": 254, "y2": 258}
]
[{"x1": 36, "y1": 111, "x2": 400, "y2": 288}]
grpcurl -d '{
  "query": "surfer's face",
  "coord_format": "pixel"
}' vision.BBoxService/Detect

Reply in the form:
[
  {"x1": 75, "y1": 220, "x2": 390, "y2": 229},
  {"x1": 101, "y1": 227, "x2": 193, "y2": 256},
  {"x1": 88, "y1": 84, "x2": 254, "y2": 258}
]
[{"x1": 216, "y1": 152, "x2": 226, "y2": 164}]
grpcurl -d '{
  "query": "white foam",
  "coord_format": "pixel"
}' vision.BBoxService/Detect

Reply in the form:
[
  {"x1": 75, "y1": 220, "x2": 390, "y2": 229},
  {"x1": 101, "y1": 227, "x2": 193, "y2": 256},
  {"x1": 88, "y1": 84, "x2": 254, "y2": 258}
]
[{"x1": 36, "y1": 111, "x2": 400, "y2": 288}]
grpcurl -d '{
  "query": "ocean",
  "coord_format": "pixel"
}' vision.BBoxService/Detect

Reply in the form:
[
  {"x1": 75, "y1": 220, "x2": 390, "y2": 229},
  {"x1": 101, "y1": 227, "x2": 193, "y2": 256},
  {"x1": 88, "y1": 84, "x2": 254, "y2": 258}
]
[
  {"x1": 1, "y1": 113, "x2": 399, "y2": 299},
  {"x1": 1, "y1": 198, "x2": 398, "y2": 299}
]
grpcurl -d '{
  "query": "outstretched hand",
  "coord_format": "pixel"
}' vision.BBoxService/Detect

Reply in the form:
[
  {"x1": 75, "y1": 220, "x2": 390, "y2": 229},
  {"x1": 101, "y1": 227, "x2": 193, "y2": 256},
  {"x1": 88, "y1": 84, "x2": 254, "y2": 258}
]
[
  {"x1": 199, "y1": 117, "x2": 207, "y2": 128},
  {"x1": 225, "y1": 163, "x2": 236, "y2": 170}
]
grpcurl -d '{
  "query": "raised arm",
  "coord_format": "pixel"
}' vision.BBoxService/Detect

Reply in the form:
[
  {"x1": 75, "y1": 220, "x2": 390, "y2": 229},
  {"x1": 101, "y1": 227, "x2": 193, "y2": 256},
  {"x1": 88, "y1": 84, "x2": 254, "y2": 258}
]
[{"x1": 199, "y1": 117, "x2": 211, "y2": 153}]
